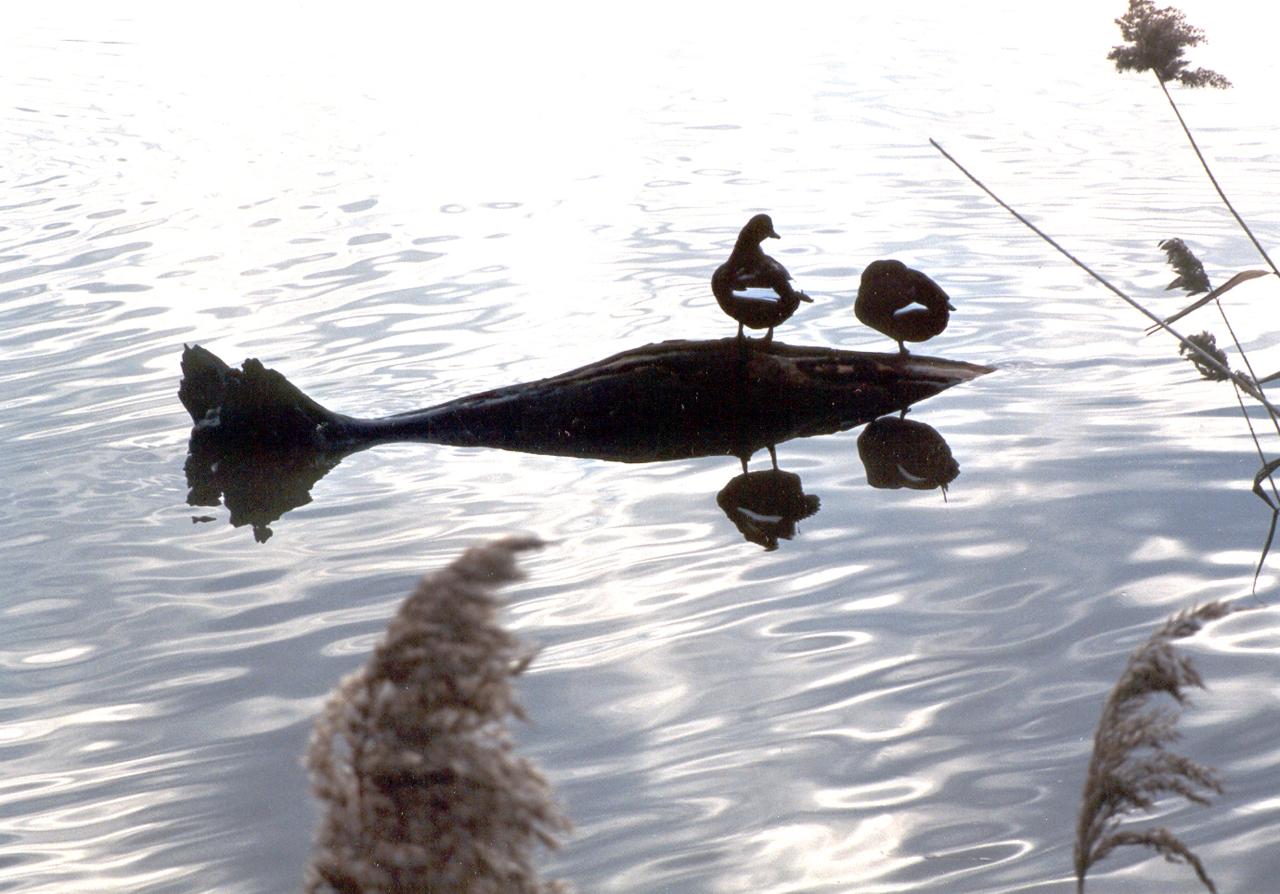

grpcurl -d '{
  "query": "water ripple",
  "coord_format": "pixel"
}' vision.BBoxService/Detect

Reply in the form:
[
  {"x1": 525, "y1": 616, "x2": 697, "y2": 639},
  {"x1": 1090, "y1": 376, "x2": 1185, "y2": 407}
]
[{"x1": 4, "y1": 5, "x2": 1280, "y2": 893}]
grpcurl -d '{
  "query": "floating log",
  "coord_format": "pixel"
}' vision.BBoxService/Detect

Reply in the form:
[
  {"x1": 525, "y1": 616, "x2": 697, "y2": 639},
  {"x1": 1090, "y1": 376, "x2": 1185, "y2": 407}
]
[{"x1": 179, "y1": 339, "x2": 992, "y2": 464}]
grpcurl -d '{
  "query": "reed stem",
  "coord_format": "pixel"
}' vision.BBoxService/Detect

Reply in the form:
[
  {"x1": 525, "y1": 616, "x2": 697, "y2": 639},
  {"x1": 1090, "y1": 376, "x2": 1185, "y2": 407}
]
[
  {"x1": 927, "y1": 138, "x2": 1280, "y2": 421},
  {"x1": 1156, "y1": 75, "x2": 1280, "y2": 278}
]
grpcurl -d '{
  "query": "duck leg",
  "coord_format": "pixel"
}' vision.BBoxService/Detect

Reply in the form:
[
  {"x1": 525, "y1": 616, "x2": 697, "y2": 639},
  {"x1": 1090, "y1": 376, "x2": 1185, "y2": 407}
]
[
  {"x1": 768, "y1": 444, "x2": 778, "y2": 469},
  {"x1": 761, "y1": 326, "x2": 775, "y2": 348}
]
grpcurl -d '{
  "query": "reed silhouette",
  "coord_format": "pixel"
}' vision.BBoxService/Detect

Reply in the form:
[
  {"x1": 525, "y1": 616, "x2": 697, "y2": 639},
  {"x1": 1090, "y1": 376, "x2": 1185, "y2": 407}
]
[
  {"x1": 1073, "y1": 601, "x2": 1232, "y2": 893},
  {"x1": 930, "y1": 2, "x2": 1280, "y2": 582},
  {"x1": 305, "y1": 537, "x2": 570, "y2": 894}
]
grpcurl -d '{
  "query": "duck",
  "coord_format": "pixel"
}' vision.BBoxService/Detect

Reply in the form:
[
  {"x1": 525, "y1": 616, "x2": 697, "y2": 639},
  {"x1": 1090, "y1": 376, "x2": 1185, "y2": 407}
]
[
  {"x1": 855, "y1": 259, "x2": 954, "y2": 353},
  {"x1": 712, "y1": 213, "x2": 812, "y2": 346}
]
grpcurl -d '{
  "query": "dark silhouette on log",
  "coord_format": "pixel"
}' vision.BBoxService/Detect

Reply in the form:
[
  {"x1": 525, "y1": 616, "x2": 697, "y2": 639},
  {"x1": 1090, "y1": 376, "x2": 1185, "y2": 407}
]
[{"x1": 179, "y1": 340, "x2": 991, "y2": 540}]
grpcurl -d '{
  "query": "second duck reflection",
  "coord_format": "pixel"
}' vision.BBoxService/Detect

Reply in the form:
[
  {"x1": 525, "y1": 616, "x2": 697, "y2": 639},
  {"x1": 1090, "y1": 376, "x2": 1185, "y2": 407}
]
[
  {"x1": 719, "y1": 415, "x2": 959, "y2": 551},
  {"x1": 713, "y1": 214, "x2": 955, "y2": 354}
]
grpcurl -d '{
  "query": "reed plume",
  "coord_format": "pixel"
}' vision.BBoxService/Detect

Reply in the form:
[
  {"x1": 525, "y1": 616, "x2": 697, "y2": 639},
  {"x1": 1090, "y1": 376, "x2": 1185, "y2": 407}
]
[
  {"x1": 1073, "y1": 601, "x2": 1232, "y2": 893},
  {"x1": 305, "y1": 536, "x2": 571, "y2": 894},
  {"x1": 1179, "y1": 332, "x2": 1230, "y2": 382},
  {"x1": 1109, "y1": 1, "x2": 1278, "y2": 280},
  {"x1": 1159, "y1": 238, "x2": 1210, "y2": 296},
  {"x1": 1107, "y1": 0, "x2": 1230, "y2": 88}
]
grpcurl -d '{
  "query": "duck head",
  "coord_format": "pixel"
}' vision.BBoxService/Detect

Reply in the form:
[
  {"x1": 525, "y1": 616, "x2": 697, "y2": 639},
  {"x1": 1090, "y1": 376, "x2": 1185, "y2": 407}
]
[{"x1": 739, "y1": 213, "x2": 780, "y2": 244}]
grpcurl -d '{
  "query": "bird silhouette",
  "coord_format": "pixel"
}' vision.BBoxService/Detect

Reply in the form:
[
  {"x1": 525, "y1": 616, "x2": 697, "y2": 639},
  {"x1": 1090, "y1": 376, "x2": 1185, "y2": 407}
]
[
  {"x1": 855, "y1": 259, "x2": 954, "y2": 353},
  {"x1": 712, "y1": 213, "x2": 812, "y2": 346},
  {"x1": 857, "y1": 415, "x2": 959, "y2": 499}
]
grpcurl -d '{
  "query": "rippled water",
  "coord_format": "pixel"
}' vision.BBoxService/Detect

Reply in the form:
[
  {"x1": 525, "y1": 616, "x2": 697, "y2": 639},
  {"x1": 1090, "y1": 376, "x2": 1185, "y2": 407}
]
[{"x1": 4, "y1": 3, "x2": 1280, "y2": 892}]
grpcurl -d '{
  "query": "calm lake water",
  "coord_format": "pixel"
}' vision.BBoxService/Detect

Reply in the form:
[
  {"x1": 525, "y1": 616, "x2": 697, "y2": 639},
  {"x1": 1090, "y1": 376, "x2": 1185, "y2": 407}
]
[{"x1": 4, "y1": 3, "x2": 1280, "y2": 892}]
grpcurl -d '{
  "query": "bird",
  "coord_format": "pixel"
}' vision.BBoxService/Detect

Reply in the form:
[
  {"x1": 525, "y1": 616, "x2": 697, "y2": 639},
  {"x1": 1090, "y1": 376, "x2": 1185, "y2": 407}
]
[
  {"x1": 712, "y1": 213, "x2": 812, "y2": 346},
  {"x1": 855, "y1": 259, "x2": 954, "y2": 353}
]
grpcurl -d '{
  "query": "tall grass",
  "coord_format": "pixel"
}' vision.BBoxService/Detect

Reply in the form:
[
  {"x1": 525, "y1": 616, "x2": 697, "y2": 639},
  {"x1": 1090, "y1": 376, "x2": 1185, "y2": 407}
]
[
  {"x1": 931, "y1": 0, "x2": 1280, "y2": 584},
  {"x1": 927, "y1": 4, "x2": 1278, "y2": 889},
  {"x1": 1073, "y1": 602, "x2": 1232, "y2": 893},
  {"x1": 305, "y1": 537, "x2": 571, "y2": 894}
]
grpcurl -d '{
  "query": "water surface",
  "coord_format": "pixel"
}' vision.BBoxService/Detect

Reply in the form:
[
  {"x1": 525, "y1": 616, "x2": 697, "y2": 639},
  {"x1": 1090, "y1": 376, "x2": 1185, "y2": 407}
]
[{"x1": 3, "y1": 3, "x2": 1280, "y2": 892}]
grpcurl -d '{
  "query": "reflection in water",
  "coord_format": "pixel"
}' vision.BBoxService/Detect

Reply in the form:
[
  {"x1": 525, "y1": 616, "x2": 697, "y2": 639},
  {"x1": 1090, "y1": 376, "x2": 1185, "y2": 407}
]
[
  {"x1": 180, "y1": 343, "x2": 987, "y2": 541},
  {"x1": 857, "y1": 415, "x2": 959, "y2": 498},
  {"x1": 185, "y1": 441, "x2": 344, "y2": 543},
  {"x1": 717, "y1": 465, "x2": 821, "y2": 551}
]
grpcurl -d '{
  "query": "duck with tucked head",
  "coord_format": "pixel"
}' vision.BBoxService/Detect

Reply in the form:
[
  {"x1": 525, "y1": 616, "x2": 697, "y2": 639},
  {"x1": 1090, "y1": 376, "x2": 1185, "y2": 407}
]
[
  {"x1": 712, "y1": 213, "x2": 813, "y2": 346},
  {"x1": 855, "y1": 259, "x2": 954, "y2": 354}
]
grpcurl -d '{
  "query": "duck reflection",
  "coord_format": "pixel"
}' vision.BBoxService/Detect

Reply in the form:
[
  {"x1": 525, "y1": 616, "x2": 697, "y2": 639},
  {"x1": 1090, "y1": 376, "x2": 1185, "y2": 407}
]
[
  {"x1": 717, "y1": 458, "x2": 821, "y2": 551},
  {"x1": 857, "y1": 415, "x2": 959, "y2": 498}
]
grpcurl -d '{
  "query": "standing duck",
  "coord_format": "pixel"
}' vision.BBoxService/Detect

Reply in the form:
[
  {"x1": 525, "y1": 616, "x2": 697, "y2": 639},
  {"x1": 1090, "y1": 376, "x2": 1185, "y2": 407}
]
[
  {"x1": 855, "y1": 259, "x2": 954, "y2": 353},
  {"x1": 712, "y1": 213, "x2": 812, "y2": 346}
]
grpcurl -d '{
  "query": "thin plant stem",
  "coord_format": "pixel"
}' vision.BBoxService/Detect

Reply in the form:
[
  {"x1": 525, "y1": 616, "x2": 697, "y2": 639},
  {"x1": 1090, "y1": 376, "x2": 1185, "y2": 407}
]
[
  {"x1": 1156, "y1": 75, "x2": 1280, "y2": 278},
  {"x1": 928, "y1": 138, "x2": 1280, "y2": 421},
  {"x1": 1214, "y1": 298, "x2": 1280, "y2": 443},
  {"x1": 1232, "y1": 378, "x2": 1280, "y2": 504},
  {"x1": 1231, "y1": 378, "x2": 1280, "y2": 593}
]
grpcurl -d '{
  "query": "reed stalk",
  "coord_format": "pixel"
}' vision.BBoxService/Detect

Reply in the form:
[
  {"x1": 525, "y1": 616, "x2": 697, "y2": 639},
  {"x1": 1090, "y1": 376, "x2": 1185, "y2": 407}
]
[
  {"x1": 1073, "y1": 602, "x2": 1231, "y2": 892},
  {"x1": 305, "y1": 536, "x2": 571, "y2": 894},
  {"x1": 927, "y1": 139, "x2": 1280, "y2": 417},
  {"x1": 1153, "y1": 75, "x2": 1279, "y2": 279}
]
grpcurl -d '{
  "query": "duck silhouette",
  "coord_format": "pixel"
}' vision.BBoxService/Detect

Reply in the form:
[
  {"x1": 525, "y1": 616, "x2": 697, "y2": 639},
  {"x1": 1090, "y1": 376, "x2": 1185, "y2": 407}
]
[
  {"x1": 855, "y1": 259, "x2": 954, "y2": 353},
  {"x1": 712, "y1": 214, "x2": 813, "y2": 346},
  {"x1": 717, "y1": 466, "x2": 821, "y2": 550},
  {"x1": 857, "y1": 415, "x2": 959, "y2": 498}
]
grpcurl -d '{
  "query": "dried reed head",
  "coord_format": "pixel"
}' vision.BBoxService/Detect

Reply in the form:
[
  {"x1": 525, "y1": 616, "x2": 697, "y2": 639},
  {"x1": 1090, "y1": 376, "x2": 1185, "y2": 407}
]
[
  {"x1": 1073, "y1": 601, "x2": 1232, "y2": 893},
  {"x1": 1159, "y1": 238, "x2": 1211, "y2": 296},
  {"x1": 305, "y1": 536, "x2": 571, "y2": 894},
  {"x1": 1108, "y1": 0, "x2": 1230, "y2": 88},
  {"x1": 1180, "y1": 332, "x2": 1231, "y2": 381}
]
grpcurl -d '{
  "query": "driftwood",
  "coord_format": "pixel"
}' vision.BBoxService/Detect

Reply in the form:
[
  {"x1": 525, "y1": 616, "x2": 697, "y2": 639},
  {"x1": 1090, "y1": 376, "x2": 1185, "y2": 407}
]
[
  {"x1": 180, "y1": 340, "x2": 990, "y2": 461},
  {"x1": 179, "y1": 340, "x2": 992, "y2": 540}
]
